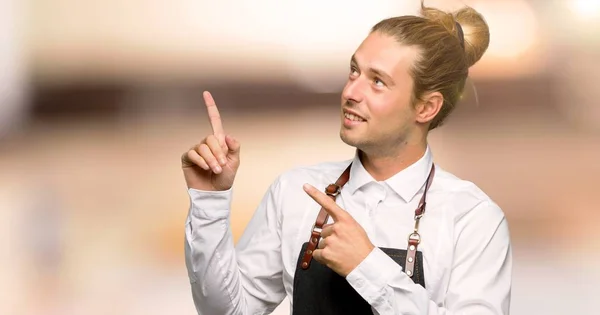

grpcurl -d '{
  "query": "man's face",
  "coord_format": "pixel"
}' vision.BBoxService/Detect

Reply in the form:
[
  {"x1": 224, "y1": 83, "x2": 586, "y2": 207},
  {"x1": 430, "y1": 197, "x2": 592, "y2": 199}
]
[{"x1": 340, "y1": 31, "x2": 421, "y2": 155}]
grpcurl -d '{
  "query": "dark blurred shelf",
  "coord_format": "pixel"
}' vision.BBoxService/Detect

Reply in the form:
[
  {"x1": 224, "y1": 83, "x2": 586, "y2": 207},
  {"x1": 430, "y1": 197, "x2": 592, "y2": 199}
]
[{"x1": 30, "y1": 75, "x2": 558, "y2": 121}]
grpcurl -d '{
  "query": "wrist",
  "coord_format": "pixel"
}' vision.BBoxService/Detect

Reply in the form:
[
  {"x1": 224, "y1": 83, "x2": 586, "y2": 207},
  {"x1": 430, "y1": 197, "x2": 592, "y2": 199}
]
[
  {"x1": 345, "y1": 247, "x2": 403, "y2": 303},
  {"x1": 341, "y1": 243, "x2": 376, "y2": 277}
]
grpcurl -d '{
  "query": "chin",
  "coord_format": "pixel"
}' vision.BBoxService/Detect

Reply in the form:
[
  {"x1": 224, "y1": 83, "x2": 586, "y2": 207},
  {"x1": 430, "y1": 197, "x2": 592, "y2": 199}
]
[{"x1": 339, "y1": 130, "x2": 360, "y2": 148}]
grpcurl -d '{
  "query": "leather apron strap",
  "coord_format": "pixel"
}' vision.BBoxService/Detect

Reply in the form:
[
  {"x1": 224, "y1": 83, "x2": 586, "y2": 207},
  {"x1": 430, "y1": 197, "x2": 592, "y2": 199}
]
[{"x1": 299, "y1": 164, "x2": 351, "y2": 269}]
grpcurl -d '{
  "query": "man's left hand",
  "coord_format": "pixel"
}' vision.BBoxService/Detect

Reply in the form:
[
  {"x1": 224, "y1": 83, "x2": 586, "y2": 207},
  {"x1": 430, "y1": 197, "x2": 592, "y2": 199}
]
[{"x1": 303, "y1": 183, "x2": 376, "y2": 277}]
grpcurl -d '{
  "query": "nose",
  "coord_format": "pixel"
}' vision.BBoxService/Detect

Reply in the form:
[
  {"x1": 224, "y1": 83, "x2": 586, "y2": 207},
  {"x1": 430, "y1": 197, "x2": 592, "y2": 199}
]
[{"x1": 342, "y1": 77, "x2": 364, "y2": 105}]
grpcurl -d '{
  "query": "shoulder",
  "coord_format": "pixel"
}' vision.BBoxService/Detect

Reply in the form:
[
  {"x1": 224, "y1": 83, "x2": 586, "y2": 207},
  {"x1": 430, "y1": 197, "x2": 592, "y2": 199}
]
[
  {"x1": 432, "y1": 165, "x2": 505, "y2": 224},
  {"x1": 275, "y1": 159, "x2": 352, "y2": 189}
]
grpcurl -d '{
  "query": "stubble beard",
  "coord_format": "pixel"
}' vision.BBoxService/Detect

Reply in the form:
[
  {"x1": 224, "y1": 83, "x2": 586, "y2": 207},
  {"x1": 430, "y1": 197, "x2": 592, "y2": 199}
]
[
  {"x1": 340, "y1": 126, "x2": 411, "y2": 159},
  {"x1": 340, "y1": 127, "x2": 373, "y2": 153}
]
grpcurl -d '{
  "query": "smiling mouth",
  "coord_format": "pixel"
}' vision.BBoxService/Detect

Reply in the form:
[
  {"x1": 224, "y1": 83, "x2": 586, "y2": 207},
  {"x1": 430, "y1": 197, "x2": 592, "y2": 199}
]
[{"x1": 344, "y1": 112, "x2": 366, "y2": 122}]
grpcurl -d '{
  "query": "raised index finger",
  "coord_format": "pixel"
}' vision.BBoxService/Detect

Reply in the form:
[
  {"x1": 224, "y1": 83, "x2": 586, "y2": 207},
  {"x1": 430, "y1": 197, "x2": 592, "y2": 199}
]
[
  {"x1": 303, "y1": 183, "x2": 347, "y2": 222},
  {"x1": 203, "y1": 91, "x2": 224, "y2": 137}
]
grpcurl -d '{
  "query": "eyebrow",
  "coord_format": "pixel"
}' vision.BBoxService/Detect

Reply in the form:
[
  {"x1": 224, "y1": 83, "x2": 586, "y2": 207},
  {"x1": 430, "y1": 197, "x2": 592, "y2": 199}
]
[{"x1": 351, "y1": 54, "x2": 395, "y2": 86}]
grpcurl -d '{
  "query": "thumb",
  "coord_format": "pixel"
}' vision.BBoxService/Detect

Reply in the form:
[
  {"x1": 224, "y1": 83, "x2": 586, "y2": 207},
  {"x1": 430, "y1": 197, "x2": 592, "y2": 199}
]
[{"x1": 225, "y1": 135, "x2": 241, "y2": 156}]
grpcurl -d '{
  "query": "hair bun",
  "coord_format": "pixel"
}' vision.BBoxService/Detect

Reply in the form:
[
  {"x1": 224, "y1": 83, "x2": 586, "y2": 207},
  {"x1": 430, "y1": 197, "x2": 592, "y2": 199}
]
[
  {"x1": 454, "y1": 21, "x2": 465, "y2": 49},
  {"x1": 421, "y1": 2, "x2": 490, "y2": 68},
  {"x1": 453, "y1": 6, "x2": 490, "y2": 67}
]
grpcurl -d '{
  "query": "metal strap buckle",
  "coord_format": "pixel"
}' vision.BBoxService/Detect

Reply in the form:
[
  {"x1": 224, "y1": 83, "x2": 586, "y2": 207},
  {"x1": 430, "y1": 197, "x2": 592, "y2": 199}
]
[
  {"x1": 325, "y1": 184, "x2": 341, "y2": 197},
  {"x1": 408, "y1": 232, "x2": 421, "y2": 245},
  {"x1": 311, "y1": 223, "x2": 323, "y2": 234}
]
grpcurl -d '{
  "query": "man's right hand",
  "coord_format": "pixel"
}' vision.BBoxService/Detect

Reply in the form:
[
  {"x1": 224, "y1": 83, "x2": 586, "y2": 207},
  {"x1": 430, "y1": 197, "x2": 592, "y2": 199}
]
[{"x1": 181, "y1": 91, "x2": 241, "y2": 191}]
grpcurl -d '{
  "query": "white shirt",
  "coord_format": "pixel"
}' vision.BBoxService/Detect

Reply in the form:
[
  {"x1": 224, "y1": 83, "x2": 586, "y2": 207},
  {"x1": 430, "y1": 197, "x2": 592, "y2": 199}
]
[{"x1": 184, "y1": 147, "x2": 512, "y2": 315}]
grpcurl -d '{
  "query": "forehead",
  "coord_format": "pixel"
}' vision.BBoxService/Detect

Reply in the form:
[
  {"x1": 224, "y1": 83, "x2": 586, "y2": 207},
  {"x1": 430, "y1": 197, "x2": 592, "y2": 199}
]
[{"x1": 353, "y1": 31, "x2": 420, "y2": 79}]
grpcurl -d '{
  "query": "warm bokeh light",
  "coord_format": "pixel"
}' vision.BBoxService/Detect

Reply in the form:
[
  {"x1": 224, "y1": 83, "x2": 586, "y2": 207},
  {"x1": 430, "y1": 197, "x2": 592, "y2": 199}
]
[
  {"x1": 31, "y1": 0, "x2": 548, "y2": 85},
  {"x1": 569, "y1": 0, "x2": 600, "y2": 20},
  {"x1": 473, "y1": 0, "x2": 538, "y2": 59}
]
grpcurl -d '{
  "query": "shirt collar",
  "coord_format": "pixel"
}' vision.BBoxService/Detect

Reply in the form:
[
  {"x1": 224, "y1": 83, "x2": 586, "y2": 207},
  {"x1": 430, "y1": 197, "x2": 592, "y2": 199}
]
[{"x1": 345, "y1": 146, "x2": 434, "y2": 203}]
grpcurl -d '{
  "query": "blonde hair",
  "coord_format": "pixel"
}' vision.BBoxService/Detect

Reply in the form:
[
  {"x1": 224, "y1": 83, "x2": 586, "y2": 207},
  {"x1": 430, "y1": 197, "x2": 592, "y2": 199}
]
[{"x1": 371, "y1": 1, "x2": 490, "y2": 129}]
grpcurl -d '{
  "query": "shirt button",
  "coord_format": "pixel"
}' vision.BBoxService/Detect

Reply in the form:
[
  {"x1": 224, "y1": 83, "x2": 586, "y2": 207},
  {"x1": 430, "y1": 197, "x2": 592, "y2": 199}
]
[{"x1": 355, "y1": 279, "x2": 365, "y2": 287}]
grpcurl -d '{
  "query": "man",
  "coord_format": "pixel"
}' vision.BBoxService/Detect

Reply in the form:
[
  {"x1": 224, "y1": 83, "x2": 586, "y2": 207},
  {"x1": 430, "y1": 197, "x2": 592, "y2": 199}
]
[{"x1": 182, "y1": 2, "x2": 512, "y2": 314}]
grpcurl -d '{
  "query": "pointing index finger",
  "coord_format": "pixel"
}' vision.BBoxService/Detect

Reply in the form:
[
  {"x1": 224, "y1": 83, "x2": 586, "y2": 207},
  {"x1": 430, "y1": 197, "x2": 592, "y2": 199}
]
[
  {"x1": 203, "y1": 91, "x2": 225, "y2": 138},
  {"x1": 303, "y1": 183, "x2": 346, "y2": 222}
]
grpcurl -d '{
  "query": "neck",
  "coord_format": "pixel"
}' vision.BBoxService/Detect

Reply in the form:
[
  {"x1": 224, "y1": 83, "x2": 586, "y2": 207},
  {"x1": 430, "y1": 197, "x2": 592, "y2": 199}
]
[{"x1": 358, "y1": 141, "x2": 427, "y2": 181}]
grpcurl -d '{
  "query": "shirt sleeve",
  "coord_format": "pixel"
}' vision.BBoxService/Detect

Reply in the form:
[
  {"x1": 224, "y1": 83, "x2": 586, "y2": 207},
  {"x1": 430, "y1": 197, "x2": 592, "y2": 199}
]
[
  {"x1": 345, "y1": 200, "x2": 512, "y2": 315},
  {"x1": 184, "y1": 177, "x2": 286, "y2": 315}
]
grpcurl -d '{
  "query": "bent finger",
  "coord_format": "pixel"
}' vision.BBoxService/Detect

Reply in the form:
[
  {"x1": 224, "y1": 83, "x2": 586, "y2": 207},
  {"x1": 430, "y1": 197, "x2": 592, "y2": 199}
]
[
  {"x1": 197, "y1": 143, "x2": 222, "y2": 174},
  {"x1": 184, "y1": 149, "x2": 210, "y2": 170}
]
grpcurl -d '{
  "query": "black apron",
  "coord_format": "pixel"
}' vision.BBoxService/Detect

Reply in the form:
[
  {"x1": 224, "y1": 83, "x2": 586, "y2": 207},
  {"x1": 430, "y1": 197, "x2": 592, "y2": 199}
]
[{"x1": 291, "y1": 163, "x2": 435, "y2": 315}]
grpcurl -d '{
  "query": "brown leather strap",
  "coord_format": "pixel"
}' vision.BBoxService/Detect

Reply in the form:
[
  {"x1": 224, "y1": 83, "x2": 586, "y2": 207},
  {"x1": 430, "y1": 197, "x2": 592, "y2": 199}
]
[
  {"x1": 405, "y1": 164, "x2": 435, "y2": 277},
  {"x1": 300, "y1": 164, "x2": 352, "y2": 269}
]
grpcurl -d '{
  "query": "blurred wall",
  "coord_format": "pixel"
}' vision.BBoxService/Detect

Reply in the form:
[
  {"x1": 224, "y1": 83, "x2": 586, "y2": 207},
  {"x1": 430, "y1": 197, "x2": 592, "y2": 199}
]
[{"x1": 1, "y1": 0, "x2": 599, "y2": 314}]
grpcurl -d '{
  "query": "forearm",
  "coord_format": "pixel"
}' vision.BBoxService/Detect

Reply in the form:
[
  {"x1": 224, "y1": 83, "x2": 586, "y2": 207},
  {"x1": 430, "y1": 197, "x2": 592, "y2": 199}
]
[
  {"x1": 346, "y1": 248, "x2": 507, "y2": 315},
  {"x1": 184, "y1": 188, "x2": 248, "y2": 315},
  {"x1": 345, "y1": 248, "x2": 431, "y2": 314}
]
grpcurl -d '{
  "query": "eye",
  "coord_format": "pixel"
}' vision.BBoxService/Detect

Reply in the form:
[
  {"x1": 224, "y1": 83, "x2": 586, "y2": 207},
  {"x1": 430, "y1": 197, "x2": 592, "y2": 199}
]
[
  {"x1": 374, "y1": 78, "x2": 385, "y2": 87},
  {"x1": 349, "y1": 66, "x2": 359, "y2": 77}
]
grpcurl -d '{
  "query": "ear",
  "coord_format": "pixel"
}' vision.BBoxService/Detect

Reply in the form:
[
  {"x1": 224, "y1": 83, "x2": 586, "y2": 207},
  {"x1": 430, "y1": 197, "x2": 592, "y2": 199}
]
[{"x1": 415, "y1": 91, "x2": 443, "y2": 124}]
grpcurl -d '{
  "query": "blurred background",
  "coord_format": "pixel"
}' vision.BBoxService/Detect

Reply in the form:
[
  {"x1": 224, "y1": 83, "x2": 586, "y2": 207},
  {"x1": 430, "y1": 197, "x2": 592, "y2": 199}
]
[{"x1": 1, "y1": 0, "x2": 599, "y2": 314}]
